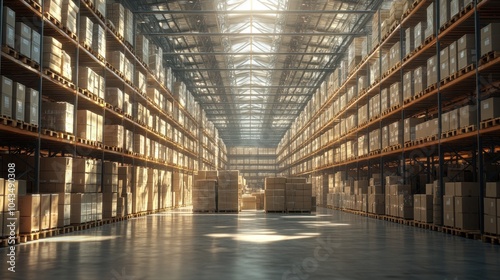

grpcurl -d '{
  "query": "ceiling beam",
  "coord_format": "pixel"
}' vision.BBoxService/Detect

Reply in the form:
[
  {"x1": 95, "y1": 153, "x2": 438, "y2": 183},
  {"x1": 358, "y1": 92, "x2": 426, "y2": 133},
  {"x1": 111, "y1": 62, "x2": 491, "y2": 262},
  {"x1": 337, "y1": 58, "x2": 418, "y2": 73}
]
[
  {"x1": 190, "y1": 86, "x2": 316, "y2": 89},
  {"x1": 135, "y1": 10, "x2": 376, "y2": 15},
  {"x1": 165, "y1": 52, "x2": 342, "y2": 56},
  {"x1": 143, "y1": 32, "x2": 365, "y2": 36},
  {"x1": 173, "y1": 68, "x2": 330, "y2": 71}
]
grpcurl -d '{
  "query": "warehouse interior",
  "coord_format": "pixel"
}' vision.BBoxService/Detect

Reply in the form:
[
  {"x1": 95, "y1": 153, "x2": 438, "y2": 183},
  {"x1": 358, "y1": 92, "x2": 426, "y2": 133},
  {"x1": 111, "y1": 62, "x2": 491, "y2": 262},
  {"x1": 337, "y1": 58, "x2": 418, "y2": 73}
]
[{"x1": 1, "y1": 0, "x2": 500, "y2": 278}]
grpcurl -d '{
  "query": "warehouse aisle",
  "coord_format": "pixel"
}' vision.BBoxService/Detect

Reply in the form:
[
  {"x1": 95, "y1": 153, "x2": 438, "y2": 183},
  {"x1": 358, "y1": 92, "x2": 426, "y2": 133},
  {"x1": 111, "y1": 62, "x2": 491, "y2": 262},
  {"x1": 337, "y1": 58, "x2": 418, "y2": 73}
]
[{"x1": 1, "y1": 208, "x2": 500, "y2": 280}]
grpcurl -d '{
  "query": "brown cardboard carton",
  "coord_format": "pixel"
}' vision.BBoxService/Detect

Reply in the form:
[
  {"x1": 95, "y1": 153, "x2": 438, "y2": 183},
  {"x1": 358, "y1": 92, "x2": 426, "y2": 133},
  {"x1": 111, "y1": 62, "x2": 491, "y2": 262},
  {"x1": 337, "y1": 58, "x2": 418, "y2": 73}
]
[
  {"x1": 484, "y1": 215, "x2": 497, "y2": 234},
  {"x1": 484, "y1": 198, "x2": 497, "y2": 216},
  {"x1": 486, "y1": 182, "x2": 500, "y2": 198},
  {"x1": 455, "y1": 212, "x2": 479, "y2": 230}
]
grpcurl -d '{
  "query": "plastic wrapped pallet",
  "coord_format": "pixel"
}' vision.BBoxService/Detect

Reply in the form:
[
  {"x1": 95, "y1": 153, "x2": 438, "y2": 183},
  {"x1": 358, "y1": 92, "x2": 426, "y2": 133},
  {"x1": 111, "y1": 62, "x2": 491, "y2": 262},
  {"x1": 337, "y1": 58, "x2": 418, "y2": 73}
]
[{"x1": 41, "y1": 101, "x2": 74, "y2": 134}]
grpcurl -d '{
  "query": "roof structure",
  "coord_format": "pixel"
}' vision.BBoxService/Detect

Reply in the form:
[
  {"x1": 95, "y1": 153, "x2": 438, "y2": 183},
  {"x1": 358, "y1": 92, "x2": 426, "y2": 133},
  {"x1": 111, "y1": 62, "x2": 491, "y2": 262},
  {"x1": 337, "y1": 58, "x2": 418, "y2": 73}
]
[{"x1": 128, "y1": 0, "x2": 387, "y2": 147}]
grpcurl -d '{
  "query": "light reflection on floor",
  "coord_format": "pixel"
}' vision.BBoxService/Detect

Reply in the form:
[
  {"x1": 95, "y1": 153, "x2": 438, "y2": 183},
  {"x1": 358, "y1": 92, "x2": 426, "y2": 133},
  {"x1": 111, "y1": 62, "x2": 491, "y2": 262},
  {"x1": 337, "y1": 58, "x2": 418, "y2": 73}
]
[{"x1": 0, "y1": 207, "x2": 499, "y2": 280}]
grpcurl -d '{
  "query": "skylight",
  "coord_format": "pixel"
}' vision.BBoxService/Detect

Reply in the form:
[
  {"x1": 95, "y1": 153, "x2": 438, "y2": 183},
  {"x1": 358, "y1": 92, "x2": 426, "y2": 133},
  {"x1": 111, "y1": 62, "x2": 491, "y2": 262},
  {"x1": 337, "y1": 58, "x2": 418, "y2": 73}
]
[{"x1": 218, "y1": 0, "x2": 288, "y2": 140}]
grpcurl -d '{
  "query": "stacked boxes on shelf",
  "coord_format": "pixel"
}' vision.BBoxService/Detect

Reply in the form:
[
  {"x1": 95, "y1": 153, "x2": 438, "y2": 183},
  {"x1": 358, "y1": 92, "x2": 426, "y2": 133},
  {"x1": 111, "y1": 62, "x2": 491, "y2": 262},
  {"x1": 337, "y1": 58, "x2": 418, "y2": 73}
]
[
  {"x1": 79, "y1": 66, "x2": 105, "y2": 99},
  {"x1": 103, "y1": 124, "x2": 124, "y2": 148},
  {"x1": 413, "y1": 189, "x2": 433, "y2": 223},
  {"x1": 136, "y1": 35, "x2": 149, "y2": 65},
  {"x1": 3, "y1": 7, "x2": 15, "y2": 49},
  {"x1": 12, "y1": 81, "x2": 25, "y2": 122},
  {"x1": 58, "y1": 193, "x2": 71, "y2": 226},
  {"x1": 94, "y1": 0, "x2": 106, "y2": 17},
  {"x1": 44, "y1": 0, "x2": 63, "y2": 22},
  {"x1": 72, "y1": 158, "x2": 101, "y2": 193},
  {"x1": 79, "y1": 16, "x2": 93, "y2": 47},
  {"x1": 19, "y1": 194, "x2": 40, "y2": 233},
  {"x1": 146, "y1": 169, "x2": 159, "y2": 211},
  {"x1": 61, "y1": 0, "x2": 79, "y2": 34},
  {"x1": 41, "y1": 101, "x2": 74, "y2": 134},
  {"x1": 76, "y1": 110, "x2": 103, "y2": 143},
  {"x1": 444, "y1": 182, "x2": 479, "y2": 230},
  {"x1": 124, "y1": 6, "x2": 134, "y2": 46},
  {"x1": 103, "y1": 161, "x2": 118, "y2": 218},
  {"x1": 368, "y1": 174, "x2": 384, "y2": 214},
  {"x1": 484, "y1": 182, "x2": 500, "y2": 235},
  {"x1": 43, "y1": 36, "x2": 62, "y2": 74},
  {"x1": 458, "y1": 34, "x2": 475, "y2": 70},
  {"x1": 15, "y1": 22, "x2": 32, "y2": 59},
  {"x1": 480, "y1": 23, "x2": 500, "y2": 57},
  {"x1": 384, "y1": 176, "x2": 413, "y2": 219},
  {"x1": 92, "y1": 22, "x2": 106, "y2": 59},
  {"x1": 107, "y1": 2, "x2": 124, "y2": 38}
]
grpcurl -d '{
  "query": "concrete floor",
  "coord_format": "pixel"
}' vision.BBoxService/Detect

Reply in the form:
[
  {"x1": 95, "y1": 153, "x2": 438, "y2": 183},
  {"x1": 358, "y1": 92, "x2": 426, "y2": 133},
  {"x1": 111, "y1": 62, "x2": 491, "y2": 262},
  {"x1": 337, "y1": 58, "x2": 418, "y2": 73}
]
[{"x1": 1, "y1": 207, "x2": 499, "y2": 279}]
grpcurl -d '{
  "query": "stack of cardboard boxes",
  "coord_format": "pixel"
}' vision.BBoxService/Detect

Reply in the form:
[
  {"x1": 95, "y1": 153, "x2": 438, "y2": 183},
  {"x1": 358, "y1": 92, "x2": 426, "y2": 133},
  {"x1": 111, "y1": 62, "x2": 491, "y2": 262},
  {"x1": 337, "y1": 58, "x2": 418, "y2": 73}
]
[
  {"x1": 41, "y1": 101, "x2": 74, "y2": 134},
  {"x1": 192, "y1": 178, "x2": 217, "y2": 212},
  {"x1": 285, "y1": 178, "x2": 313, "y2": 212},
  {"x1": 61, "y1": 0, "x2": 79, "y2": 34},
  {"x1": 3, "y1": 7, "x2": 15, "y2": 49},
  {"x1": 368, "y1": 174, "x2": 384, "y2": 214},
  {"x1": 218, "y1": 171, "x2": 240, "y2": 212},
  {"x1": 413, "y1": 184, "x2": 433, "y2": 223},
  {"x1": 43, "y1": 36, "x2": 62, "y2": 74},
  {"x1": 484, "y1": 182, "x2": 500, "y2": 235},
  {"x1": 252, "y1": 193, "x2": 264, "y2": 210},
  {"x1": 384, "y1": 176, "x2": 413, "y2": 219},
  {"x1": 107, "y1": 2, "x2": 124, "y2": 38},
  {"x1": 443, "y1": 182, "x2": 479, "y2": 230},
  {"x1": 264, "y1": 177, "x2": 286, "y2": 212}
]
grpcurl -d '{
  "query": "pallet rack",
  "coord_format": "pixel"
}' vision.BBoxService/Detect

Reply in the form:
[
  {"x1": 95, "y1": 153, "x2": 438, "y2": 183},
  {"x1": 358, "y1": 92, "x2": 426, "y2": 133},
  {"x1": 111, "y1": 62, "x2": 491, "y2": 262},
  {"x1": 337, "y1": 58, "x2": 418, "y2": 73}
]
[
  {"x1": 0, "y1": 0, "x2": 225, "y2": 244},
  {"x1": 277, "y1": 0, "x2": 500, "y2": 241}
]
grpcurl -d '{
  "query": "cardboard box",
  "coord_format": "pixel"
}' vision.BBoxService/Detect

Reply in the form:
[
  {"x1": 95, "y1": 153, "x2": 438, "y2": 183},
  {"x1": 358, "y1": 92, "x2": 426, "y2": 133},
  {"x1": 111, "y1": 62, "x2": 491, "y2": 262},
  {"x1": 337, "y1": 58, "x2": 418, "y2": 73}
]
[
  {"x1": 443, "y1": 211, "x2": 455, "y2": 227},
  {"x1": 486, "y1": 182, "x2": 500, "y2": 198},
  {"x1": 455, "y1": 212, "x2": 479, "y2": 230},
  {"x1": 454, "y1": 196, "x2": 478, "y2": 213},
  {"x1": 484, "y1": 215, "x2": 497, "y2": 234},
  {"x1": 445, "y1": 182, "x2": 455, "y2": 196},
  {"x1": 443, "y1": 195, "x2": 454, "y2": 212},
  {"x1": 455, "y1": 182, "x2": 479, "y2": 196},
  {"x1": 12, "y1": 82, "x2": 25, "y2": 121},
  {"x1": 458, "y1": 34, "x2": 475, "y2": 51},
  {"x1": 481, "y1": 23, "x2": 500, "y2": 56},
  {"x1": 484, "y1": 198, "x2": 497, "y2": 216},
  {"x1": 427, "y1": 55, "x2": 438, "y2": 86},
  {"x1": 459, "y1": 105, "x2": 477, "y2": 127},
  {"x1": 481, "y1": 97, "x2": 500, "y2": 121}
]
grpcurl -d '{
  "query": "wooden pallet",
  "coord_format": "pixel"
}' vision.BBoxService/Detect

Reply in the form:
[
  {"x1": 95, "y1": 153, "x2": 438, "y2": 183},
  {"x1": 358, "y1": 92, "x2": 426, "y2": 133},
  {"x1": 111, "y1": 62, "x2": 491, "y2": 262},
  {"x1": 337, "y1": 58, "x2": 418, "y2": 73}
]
[
  {"x1": 26, "y1": 0, "x2": 42, "y2": 12},
  {"x1": 441, "y1": 129, "x2": 458, "y2": 138},
  {"x1": 481, "y1": 117, "x2": 500, "y2": 129},
  {"x1": 0, "y1": 236, "x2": 20, "y2": 247},
  {"x1": 192, "y1": 210, "x2": 217, "y2": 213},
  {"x1": 404, "y1": 141, "x2": 414, "y2": 148},
  {"x1": 61, "y1": 26, "x2": 78, "y2": 41},
  {"x1": 44, "y1": 12, "x2": 63, "y2": 29},
  {"x1": 368, "y1": 150, "x2": 381, "y2": 156},
  {"x1": 2, "y1": 45, "x2": 18, "y2": 58},
  {"x1": 480, "y1": 51, "x2": 500, "y2": 66},
  {"x1": 403, "y1": 96, "x2": 416, "y2": 105},
  {"x1": 482, "y1": 234, "x2": 500, "y2": 245},
  {"x1": 124, "y1": 41, "x2": 134, "y2": 53},
  {"x1": 265, "y1": 210, "x2": 286, "y2": 213},
  {"x1": 441, "y1": 226, "x2": 481, "y2": 240},
  {"x1": 458, "y1": 124, "x2": 476, "y2": 134},
  {"x1": 44, "y1": 69, "x2": 76, "y2": 89},
  {"x1": 18, "y1": 53, "x2": 40, "y2": 70},
  {"x1": 424, "y1": 34, "x2": 436, "y2": 46},
  {"x1": 382, "y1": 144, "x2": 402, "y2": 153}
]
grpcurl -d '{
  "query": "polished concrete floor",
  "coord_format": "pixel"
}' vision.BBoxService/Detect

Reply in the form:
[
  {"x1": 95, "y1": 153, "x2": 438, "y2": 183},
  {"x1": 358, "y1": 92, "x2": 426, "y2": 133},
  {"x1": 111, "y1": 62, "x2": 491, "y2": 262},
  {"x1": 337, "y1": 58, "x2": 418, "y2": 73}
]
[{"x1": 1, "y1": 207, "x2": 500, "y2": 279}]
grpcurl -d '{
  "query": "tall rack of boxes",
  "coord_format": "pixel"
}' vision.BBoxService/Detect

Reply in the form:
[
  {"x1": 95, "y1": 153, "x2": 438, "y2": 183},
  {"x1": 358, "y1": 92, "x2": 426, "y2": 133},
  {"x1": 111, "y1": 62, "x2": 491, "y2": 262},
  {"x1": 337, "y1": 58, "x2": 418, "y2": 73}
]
[
  {"x1": 277, "y1": 0, "x2": 500, "y2": 239},
  {"x1": 0, "y1": 0, "x2": 225, "y2": 241},
  {"x1": 228, "y1": 147, "x2": 277, "y2": 190}
]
